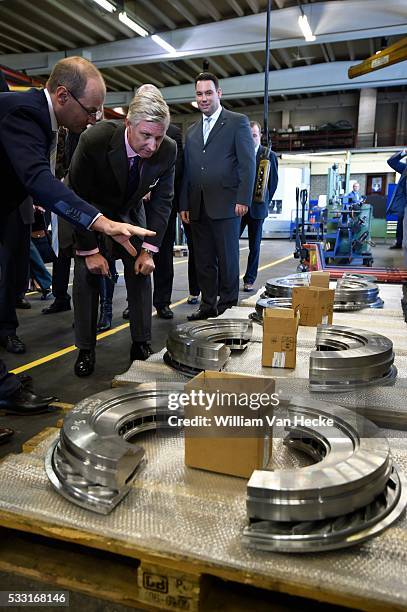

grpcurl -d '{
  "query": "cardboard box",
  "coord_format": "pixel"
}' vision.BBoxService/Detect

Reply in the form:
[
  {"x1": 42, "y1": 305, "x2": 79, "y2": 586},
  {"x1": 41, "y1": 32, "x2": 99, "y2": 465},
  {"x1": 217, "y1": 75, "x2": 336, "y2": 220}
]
[
  {"x1": 262, "y1": 308, "x2": 300, "y2": 369},
  {"x1": 310, "y1": 271, "x2": 330, "y2": 288},
  {"x1": 184, "y1": 371, "x2": 274, "y2": 479},
  {"x1": 292, "y1": 286, "x2": 335, "y2": 327}
]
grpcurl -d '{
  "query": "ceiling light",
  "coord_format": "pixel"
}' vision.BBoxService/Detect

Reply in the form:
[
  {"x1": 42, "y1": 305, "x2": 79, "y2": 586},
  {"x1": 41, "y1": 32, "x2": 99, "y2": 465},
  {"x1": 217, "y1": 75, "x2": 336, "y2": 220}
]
[
  {"x1": 298, "y1": 13, "x2": 315, "y2": 42},
  {"x1": 191, "y1": 101, "x2": 198, "y2": 108},
  {"x1": 151, "y1": 34, "x2": 177, "y2": 55},
  {"x1": 118, "y1": 11, "x2": 148, "y2": 36},
  {"x1": 91, "y1": 0, "x2": 116, "y2": 13}
]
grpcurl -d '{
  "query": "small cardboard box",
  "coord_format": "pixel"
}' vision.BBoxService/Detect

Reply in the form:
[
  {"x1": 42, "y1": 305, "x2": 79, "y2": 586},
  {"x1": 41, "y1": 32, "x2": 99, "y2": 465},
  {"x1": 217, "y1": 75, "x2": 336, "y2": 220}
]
[
  {"x1": 184, "y1": 371, "x2": 274, "y2": 479},
  {"x1": 262, "y1": 308, "x2": 300, "y2": 369},
  {"x1": 292, "y1": 286, "x2": 335, "y2": 327},
  {"x1": 310, "y1": 271, "x2": 330, "y2": 288}
]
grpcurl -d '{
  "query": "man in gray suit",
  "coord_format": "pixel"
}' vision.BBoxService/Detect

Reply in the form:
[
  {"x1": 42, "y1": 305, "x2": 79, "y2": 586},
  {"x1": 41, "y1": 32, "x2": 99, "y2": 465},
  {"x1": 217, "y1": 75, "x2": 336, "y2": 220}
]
[
  {"x1": 180, "y1": 72, "x2": 256, "y2": 320},
  {"x1": 69, "y1": 90, "x2": 176, "y2": 376}
]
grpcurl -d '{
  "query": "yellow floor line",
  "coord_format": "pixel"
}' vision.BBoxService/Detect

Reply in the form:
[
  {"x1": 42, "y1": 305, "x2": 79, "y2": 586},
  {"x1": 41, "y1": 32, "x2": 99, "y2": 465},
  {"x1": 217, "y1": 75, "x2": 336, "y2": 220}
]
[{"x1": 10, "y1": 254, "x2": 291, "y2": 375}]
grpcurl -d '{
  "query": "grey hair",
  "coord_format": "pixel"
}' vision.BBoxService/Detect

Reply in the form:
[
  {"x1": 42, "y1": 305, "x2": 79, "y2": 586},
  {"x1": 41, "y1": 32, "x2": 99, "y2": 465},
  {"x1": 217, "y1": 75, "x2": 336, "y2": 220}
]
[
  {"x1": 127, "y1": 90, "x2": 170, "y2": 128},
  {"x1": 136, "y1": 83, "x2": 162, "y2": 97}
]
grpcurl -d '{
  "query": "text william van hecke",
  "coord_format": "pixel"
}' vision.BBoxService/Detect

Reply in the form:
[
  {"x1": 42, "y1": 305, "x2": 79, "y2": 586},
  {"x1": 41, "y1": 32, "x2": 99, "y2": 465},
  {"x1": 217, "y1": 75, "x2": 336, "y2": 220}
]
[{"x1": 213, "y1": 414, "x2": 334, "y2": 427}]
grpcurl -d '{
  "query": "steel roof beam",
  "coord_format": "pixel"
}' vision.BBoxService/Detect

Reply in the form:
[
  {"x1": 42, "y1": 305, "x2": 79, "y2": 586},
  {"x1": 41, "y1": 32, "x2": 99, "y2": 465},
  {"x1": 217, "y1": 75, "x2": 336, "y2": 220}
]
[
  {"x1": 158, "y1": 61, "x2": 407, "y2": 104},
  {"x1": 2, "y1": 1, "x2": 406, "y2": 74}
]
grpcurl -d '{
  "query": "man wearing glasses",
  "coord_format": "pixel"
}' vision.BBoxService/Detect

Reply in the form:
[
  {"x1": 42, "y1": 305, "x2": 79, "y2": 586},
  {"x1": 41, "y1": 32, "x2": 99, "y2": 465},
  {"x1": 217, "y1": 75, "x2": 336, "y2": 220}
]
[{"x1": 0, "y1": 57, "x2": 154, "y2": 416}]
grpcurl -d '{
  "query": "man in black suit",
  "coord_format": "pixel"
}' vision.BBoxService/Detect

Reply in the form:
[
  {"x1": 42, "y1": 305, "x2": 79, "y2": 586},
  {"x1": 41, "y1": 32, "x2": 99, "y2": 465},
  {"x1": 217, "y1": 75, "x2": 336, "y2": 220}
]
[
  {"x1": 180, "y1": 72, "x2": 256, "y2": 320},
  {"x1": 0, "y1": 57, "x2": 154, "y2": 414},
  {"x1": 240, "y1": 121, "x2": 278, "y2": 291},
  {"x1": 69, "y1": 90, "x2": 176, "y2": 376}
]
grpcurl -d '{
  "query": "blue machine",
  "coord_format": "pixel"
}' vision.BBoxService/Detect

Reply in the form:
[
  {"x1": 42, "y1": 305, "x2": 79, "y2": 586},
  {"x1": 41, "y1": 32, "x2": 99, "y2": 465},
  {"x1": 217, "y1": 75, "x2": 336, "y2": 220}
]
[{"x1": 322, "y1": 165, "x2": 374, "y2": 266}]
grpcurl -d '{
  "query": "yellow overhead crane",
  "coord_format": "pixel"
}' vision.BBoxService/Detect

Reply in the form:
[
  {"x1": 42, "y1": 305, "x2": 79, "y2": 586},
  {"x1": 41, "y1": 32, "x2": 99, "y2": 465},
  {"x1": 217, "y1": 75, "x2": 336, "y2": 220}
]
[{"x1": 348, "y1": 37, "x2": 407, "y2": 79}]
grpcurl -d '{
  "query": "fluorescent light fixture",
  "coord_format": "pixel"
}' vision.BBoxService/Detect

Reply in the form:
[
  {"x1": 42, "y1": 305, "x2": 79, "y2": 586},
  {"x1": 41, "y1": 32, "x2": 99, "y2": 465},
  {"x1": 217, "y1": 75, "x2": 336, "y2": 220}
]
[
  {"x1": 298, "y1": 13, "x2": 315, "y2": 42},
  {"x1": 118, "y1": 11, "x2": 148, "y2": 37},
  {"x1": 151, "y1": 34, "x2": 177, "y2": 55},
  {"x1": 191, "y1": 101, "x2": 198, "y2": 108},
  {"x1": 113, "y1": 106, "x2": 125, "y2": 114},
  {"x1": 91, "y1": 0, "x2": 116, "y2": 13}
]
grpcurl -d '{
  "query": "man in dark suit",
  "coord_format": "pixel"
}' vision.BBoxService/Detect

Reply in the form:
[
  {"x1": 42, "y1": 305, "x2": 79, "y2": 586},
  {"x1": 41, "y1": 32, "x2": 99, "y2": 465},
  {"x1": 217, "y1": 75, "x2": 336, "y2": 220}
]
[
  {"x1": 180, "y1": 72, "x2": 256, "y2": 320},
  {"x1": 69, "y1": 90, "x2": 176, "y2": 376},
  {"x1": 0, "y1": 57, "x2": 155, "y2": 414},
  {"x1": 152, "y1": 122, "x2": 183, "y2": 319},
  {"x1": 387, "y1": 150, "x2": 407, "y2": 251},
  {"x1": 240, "y1": 121, "x2": 278, "y2": 291}
]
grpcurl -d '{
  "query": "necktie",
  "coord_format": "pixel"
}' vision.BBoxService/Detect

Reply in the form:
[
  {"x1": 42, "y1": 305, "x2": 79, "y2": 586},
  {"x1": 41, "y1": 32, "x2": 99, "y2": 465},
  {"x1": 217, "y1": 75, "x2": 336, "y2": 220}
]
[
  {"x1": 49, "y1": 131, "x2": 59, "y2": 257},
  {"x1": 126, "y1": 157, "x2": 140, "y2": 201},
  {"x1": 203, "y1": 116, "x2": 212, "y2": 145}
]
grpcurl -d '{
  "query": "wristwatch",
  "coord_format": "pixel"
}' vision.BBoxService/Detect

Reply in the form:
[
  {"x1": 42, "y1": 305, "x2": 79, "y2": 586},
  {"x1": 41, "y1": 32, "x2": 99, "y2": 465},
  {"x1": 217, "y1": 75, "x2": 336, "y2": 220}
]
[{"x1": 141, "y1": 247, "x2": 154, "y2": 256}]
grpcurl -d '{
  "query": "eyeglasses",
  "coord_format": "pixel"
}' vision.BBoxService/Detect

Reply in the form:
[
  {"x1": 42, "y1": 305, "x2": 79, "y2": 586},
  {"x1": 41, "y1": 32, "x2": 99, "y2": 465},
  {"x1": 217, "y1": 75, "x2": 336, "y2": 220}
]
[{"x1": 66, "y1": 88, "x2": 103, "y2": 121}]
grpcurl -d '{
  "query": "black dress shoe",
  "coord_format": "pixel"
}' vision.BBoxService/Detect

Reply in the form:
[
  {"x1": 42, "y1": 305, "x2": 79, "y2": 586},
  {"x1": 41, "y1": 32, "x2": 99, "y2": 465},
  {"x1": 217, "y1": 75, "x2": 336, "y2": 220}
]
[
  {"x1": 0, "y1": 335, "x2": 26, "y2": 354},
  {"x1": 42, "y1": 300, "x2": 71, "y2": 314},
  {"x1": 41, "y1": 288, "x2": 52, "y2": 300},
  {"x1": 15, "y1": 297, "x2": 31, "y2": 309},
  {"x1": 130, "y1": 342, "x2": 153, "y2": 361},
  {"x1": 389, "y1": 244, "x2": 402, "y2": 250},
  {"x1": 122, "y1": 306, "x2": 129, "y2": 320},
  {"x1": 74, "y1": 349, "x2": 95, "y2": 377},
  {"x1": 0, "y1": 426, "x2": 14, "y2": 443},
  {"x1": 187, "y1": 309, "x2": 217, "y2": 321},
  {"x1": 156, "y1": 305, "x2": 174, "y2": 319},
  {"x1": 0, "y1": 387, "x2": 57, "y2": 415}
]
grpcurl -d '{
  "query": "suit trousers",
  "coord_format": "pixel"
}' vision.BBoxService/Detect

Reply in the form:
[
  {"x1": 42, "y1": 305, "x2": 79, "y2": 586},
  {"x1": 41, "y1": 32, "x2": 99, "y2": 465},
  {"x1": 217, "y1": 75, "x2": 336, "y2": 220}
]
[
  {"x1": 153, "y1": 208, "x2": 177, "y2": 308},
  {"x1": 73, "y1": 252, "x2": 152, "y2": 350},
  {"x1": 240, "y1": 211, "x2": 265, "y2": 284},
  {"x1": 0, "y1": 211, "x2": 30, "y2": 338},
  {"x1": 51, "y1": 249, "x2": 71, "y2": 302},
  {"x1": 182, "y1": 221, "x2": 200, "y2": 297},
  {"x1": 0, "y1": 358, "x2": 21, "y2": 400},
  {"x1": 191, "y1": 203, "x2": 240, "y2": 312}
]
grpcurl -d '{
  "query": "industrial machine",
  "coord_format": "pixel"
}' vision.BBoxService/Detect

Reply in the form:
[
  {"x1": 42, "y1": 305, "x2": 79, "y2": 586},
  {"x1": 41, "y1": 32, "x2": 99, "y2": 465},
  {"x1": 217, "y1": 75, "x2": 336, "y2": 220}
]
[{"x1": 322, "y1": 164, "x2": 374, "y2": 266}]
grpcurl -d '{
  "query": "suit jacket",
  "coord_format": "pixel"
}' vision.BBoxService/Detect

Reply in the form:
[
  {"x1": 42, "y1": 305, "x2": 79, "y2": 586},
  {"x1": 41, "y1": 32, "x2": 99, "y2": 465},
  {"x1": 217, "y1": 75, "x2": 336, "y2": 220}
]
[
  {"x1": 166, "y1": 123, "x2": 183, "y2": 209},
  {"x1": 0, "y1": 88, "x2": 99, "y2": 228},
  {"x1": 387, "y1": 151, "x2": 407, "y2": 218},
  {"x1": 68, "y1": 120, "x2": 177, "y2": 252},
  {"x1": 250, "y1": 145, "x2": 279, "y2": 220},
  {"x1": 179, "y1": 107, "x2": 256, "y2": 220}
]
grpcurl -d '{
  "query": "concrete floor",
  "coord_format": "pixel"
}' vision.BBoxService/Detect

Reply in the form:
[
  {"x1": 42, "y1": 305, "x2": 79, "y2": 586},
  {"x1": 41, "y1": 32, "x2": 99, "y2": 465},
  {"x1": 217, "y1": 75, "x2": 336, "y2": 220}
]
[{"x1": 0, "y1": 238, "x2": 404, "y2": 459}]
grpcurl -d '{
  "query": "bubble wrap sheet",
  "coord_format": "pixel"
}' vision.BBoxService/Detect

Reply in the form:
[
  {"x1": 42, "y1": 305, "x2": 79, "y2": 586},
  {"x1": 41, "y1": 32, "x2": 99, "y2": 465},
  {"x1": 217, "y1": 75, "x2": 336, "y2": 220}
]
[{"x1": 0, "y1": 426, "x2": 407, "y2": 609}]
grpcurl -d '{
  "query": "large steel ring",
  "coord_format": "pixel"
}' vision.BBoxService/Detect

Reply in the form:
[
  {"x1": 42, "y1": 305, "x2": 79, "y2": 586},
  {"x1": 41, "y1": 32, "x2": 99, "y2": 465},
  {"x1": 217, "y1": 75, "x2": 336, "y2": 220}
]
[
  {"x1": 243, "y1": 397, "x2": 406, "y2": 552},
  {"x1": 334, "y1": 276, "x2": 383, "y2": 311},
  {"x1": 250, "y1": 297, "x2": 292, "y2": 324},
  {"x1": 265, "y1": 273, "x2": 310, "y2": 298},
  {"x1": 164, "y1": 319, "x2": 253, "y2": 375},
  {"x1": 45, "y1": 384, "x2": 183, "y2": 514},
  {"x1": 309, "y1": 325, "x2": 397, "y2": 392}
]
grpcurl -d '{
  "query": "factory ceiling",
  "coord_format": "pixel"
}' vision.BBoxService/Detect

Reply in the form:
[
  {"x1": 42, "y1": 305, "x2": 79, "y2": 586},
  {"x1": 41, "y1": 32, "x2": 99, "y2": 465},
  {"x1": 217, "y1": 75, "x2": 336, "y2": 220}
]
[{"x1": 0, "y1": 0, "x2": 406, "y2": 115}]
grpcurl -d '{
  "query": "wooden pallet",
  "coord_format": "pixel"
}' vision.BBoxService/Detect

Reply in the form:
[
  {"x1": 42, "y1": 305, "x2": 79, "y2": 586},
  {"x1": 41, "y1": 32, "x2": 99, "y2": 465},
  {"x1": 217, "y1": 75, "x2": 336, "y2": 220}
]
[{"x1": 0, "y1": 429, "x2": 403, "y2": 612}]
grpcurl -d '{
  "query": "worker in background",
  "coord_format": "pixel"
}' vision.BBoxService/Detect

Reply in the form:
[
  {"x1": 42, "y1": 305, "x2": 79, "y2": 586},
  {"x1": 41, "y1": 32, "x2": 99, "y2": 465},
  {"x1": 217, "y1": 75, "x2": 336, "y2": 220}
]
[
  {"x1": 387, "y1": 150, "x2": 407, "y2": 252},
  {"x1": 240, "y1": 121, "x2": 278, "y2": 292},
  {"x1": 346, "y1": 181, "x2": 362, "y2": 204}
]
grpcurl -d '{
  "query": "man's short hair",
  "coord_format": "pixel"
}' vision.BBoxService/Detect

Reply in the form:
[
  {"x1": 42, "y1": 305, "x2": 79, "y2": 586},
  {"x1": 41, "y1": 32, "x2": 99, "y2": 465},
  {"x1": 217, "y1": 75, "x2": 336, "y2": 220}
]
[
  {"x1": 127, "y1": 90, "x2": 170, "y2": 128},
  {"x1": 47, "y1": 57, "x2": 105, "y2": 98},
  {"x1": 250, "y1": 121, "x2": 261, "y2": 132},
  {"x1": 195, "y1": 72, "x2": 219, "y2": 90}
]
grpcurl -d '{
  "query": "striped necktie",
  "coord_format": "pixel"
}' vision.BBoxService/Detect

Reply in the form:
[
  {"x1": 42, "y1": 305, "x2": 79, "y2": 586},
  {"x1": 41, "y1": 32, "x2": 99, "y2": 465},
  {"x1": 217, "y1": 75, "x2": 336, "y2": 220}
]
[
  {"x1": 203, "y1": 116, "x2": 212, "y2": 145},
  {"x1": 49, "y1": 131, "x2": 59, "y2": 256}
]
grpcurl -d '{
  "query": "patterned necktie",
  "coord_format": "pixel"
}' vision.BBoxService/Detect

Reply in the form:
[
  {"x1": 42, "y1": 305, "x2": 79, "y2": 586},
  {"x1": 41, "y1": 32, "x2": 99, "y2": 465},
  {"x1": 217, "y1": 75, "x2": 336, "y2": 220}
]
[
  {"x1": 126, "y1": 157, "x2": 140, "y2": 201},
  {"x1": 49, "y1": 131, "x2": 59, "y2": 257},
  {"x1": 203, "y1": 116, "x2": 212, "y2": 145}
]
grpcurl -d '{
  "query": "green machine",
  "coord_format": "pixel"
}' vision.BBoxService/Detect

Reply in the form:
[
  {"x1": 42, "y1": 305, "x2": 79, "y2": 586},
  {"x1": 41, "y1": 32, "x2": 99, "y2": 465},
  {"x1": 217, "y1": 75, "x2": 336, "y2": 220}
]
[{"x1": 323, "y1": 164, "x2": 374, "y2": 266}]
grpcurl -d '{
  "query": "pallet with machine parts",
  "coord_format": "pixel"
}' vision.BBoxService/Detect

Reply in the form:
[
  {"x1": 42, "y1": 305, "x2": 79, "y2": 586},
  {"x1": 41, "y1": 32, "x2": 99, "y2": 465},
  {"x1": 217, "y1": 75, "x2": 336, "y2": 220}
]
[{"x1": 0, "y1": 418, "x2": 407, "y2": 611}]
